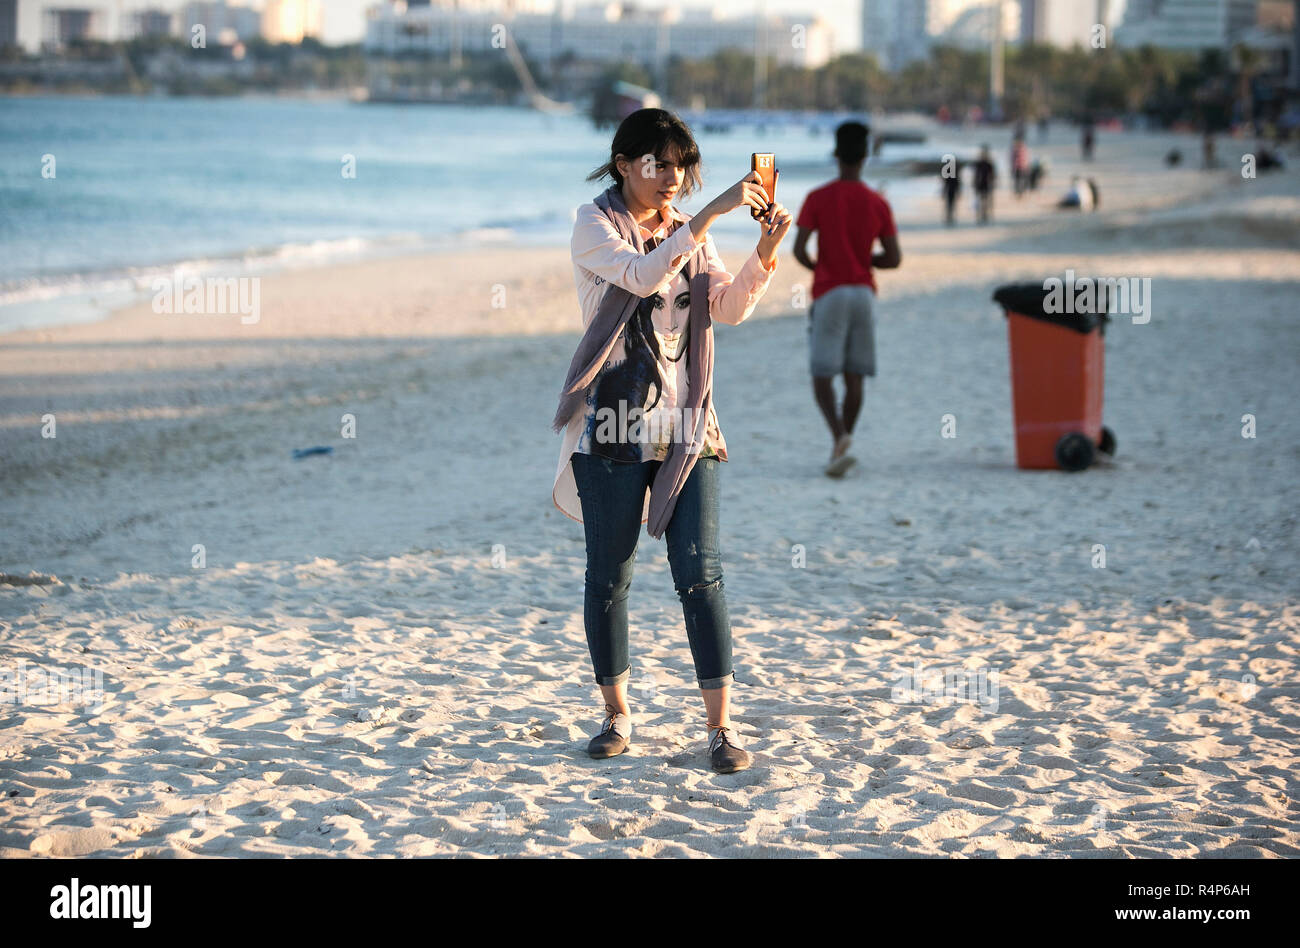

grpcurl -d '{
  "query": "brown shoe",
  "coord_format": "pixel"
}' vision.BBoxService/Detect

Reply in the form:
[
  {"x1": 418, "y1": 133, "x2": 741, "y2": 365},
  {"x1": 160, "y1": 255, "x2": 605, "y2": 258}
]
[
  {"x1": 587, "y1": 703, "x2": 632, "y2": 759},
  {"x1": 708, "y1": 725, "x2": 751, "y2": 773}
]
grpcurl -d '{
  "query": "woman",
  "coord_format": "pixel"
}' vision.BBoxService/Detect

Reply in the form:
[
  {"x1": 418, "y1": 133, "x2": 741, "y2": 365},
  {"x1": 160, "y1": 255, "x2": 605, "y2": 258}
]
[{"x1": 550, "y1": 108, "x2": 792, "y2": 773}]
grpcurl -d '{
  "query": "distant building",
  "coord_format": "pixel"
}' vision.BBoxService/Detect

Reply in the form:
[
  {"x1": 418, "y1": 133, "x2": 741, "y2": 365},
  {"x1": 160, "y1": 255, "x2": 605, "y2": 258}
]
[
  {"x1": 1021, "y1": 0, "x2": 1117, "y2": 47},
  {"x1": 926, "y1": 0, "x2": 1014, "y2": 36},
  {"x1": 862, "y1": 0, "x2": 934, "y2": 69},
  {"x1": 0, "y1": 0, "x2": 17, "y2": 49},
  {"x1": 364, "y1": 1, "x2": 833, "y2": 70},
  {"x1": 124, "y1": 8, "x2": 176, "y2": 41},
  {"x1": 262, "y1": 0, "x2": 324, "y2": 44},
  {"x1": 1293, "y1": 0, "x2": 1299, "y2": 87},
  {"x1": 863, "y1": 0, "x2": 1020, "y2": 71},
  {"x1": 1256, "y1": 0, "x2": 1295, "y2": 30},
  {"x1": 180, "y1": 1, "x2": 263, "y2": 45},
  {"x1": 935, "y1": 1, "x2": 1021, "y2": 50},
  {"x1": 43, "y1": 7, "x2": 100, "y2": 49},
  {"x1": 1236, "y1": 0, "x2": 1298, "y2": 92},
  {"x1": 1117, "y1": 0, "x2": 1260, "y2": 50}
]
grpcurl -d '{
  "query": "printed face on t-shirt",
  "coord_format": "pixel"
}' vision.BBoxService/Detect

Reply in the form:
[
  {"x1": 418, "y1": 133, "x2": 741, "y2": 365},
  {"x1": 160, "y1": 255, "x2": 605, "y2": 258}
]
[
  {"x1": 582, "y1": 282, "x2": 697, "y2": 462},
  {"x1": 633, "y1": 285, "x2": 692, "y2": 325}
]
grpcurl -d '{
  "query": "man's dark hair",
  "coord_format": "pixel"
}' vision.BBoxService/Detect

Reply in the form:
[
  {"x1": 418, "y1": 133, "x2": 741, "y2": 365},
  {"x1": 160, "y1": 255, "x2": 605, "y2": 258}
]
[{"x1": 834, "y1": 121, "x2": 870, "y2": 164}]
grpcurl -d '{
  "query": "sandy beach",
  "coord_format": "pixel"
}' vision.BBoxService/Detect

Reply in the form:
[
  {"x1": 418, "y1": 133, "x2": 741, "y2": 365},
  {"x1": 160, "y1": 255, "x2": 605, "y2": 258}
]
[{"x1": 1, "y1": 127, "x2": 1297, "y2": 857}]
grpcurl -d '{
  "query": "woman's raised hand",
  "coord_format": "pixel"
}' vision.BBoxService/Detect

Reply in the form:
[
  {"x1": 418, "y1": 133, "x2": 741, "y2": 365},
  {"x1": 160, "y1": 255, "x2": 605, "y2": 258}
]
[
  {"x1": 711, "y1": 171, "x2": 771, "y2": 217},
  {"x1": 688, "y1": 171, "x2": 775, "y2": 245},
  {"x1": 758, "y1": 202, "x2": 793, "y2": 240},
  {"x1": 756, "y1": 202, "x2": 793, "y2": 269}
]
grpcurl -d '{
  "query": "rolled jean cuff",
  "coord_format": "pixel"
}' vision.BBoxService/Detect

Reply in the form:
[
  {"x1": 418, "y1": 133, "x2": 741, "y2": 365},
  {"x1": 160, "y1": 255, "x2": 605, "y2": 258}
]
[
  {"x1": 595, "y1": 666, "x2": 630, "y2": 686},
  {"x1": 697, "y1": 670, "x2": 735, "y2": 690}
]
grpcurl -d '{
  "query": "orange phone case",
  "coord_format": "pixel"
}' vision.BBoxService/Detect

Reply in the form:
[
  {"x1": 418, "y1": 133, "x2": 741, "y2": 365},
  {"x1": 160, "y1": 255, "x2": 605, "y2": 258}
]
[{"x1": 751, "y1": 153, "x2": 777, "y2": 219}]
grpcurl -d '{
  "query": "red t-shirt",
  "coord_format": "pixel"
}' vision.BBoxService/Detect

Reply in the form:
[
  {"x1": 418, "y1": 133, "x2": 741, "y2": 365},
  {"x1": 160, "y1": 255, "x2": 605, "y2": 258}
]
[{"x1": 796, "y1": 179, "x2": 896, "y2": 299}]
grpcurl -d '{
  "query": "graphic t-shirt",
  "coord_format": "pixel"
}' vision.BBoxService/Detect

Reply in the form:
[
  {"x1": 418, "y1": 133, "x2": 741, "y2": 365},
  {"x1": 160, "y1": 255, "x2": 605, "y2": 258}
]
[
  {"x1": 575, "y1": 226, "x2": 713, "y2": 466},
  {"x1": 795, "y1": 179, "x2": 896, "y2": 299},
  {"x1": 551, "y1": 200, "x2": 777, "y2": 525}
]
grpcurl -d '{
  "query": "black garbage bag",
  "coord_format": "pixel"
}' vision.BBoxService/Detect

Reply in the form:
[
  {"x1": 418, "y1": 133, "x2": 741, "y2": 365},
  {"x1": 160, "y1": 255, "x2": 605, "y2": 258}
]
[{"x1": 993, "y1": 281, "x2": 1109, "y2": 334}]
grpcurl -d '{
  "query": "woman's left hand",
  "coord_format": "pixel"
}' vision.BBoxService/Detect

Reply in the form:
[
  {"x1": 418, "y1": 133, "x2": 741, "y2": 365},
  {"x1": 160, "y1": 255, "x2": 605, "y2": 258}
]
[{"x1": 756, "y1": 202, "x2": 793, "y2": 265}]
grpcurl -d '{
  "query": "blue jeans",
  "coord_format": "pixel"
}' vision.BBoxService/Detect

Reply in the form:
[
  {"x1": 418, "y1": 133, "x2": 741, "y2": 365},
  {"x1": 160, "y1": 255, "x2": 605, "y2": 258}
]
[{"x1": 570, "y1": 451, "x2": 735, "y2": 689}]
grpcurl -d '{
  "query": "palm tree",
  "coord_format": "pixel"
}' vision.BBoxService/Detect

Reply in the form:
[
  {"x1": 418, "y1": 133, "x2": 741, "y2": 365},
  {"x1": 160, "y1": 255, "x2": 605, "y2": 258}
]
[{"x1": 1232, "y1": 42, "x2": 1261, "y2": 132}]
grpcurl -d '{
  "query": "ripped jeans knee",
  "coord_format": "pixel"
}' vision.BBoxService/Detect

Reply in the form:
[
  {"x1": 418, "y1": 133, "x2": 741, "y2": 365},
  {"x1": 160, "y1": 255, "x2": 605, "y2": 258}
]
[
  {"x1": 671, "y1": 569, "x2": 733, "y2": 687},
  {"x1": 676, "y1": 574, "x2": 724, "y2": 599}
]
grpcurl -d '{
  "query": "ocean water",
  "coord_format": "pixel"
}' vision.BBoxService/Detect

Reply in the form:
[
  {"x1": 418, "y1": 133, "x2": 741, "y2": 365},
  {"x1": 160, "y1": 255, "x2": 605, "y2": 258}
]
[{"x1": 0, "y1": 96, "x2": 941, "y2": 333}]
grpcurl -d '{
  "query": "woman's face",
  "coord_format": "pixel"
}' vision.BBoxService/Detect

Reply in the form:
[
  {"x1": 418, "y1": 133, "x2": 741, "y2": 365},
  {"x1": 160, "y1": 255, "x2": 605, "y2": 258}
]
[{"x1": 616, "y1": 146, "x2": 687, "y2": 216}]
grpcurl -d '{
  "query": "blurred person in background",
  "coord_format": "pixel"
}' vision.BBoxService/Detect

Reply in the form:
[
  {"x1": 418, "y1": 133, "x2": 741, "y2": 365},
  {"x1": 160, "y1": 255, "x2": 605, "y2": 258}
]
[
  {"x1": 941, "y1": 158, "x2": 962, "y2": 226},
  {"x1": 1011, "y1": 135, "x2": 1030, "y2": 197},
  {"x1": 1058, "y1": 174, "x2": 1094, "y2": 211},
  {"x1": 1202, "y1": 130, "x2": 1218, "y2": 170},
  {"x1": 1029, "y1": 158, "x2": 1047, "y2": 190},
  {"x1": 793, "y1": 122, "x2": 902, "y2": 478},
  {"x1": 972, "y1": 146, "x2": 996, "y2": 224}
]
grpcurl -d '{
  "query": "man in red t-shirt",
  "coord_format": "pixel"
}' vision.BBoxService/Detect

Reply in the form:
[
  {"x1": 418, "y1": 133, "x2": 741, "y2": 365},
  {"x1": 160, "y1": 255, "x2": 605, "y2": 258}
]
[{"x1": 793, "y1": 121, "x2": 902, "y2": 478}]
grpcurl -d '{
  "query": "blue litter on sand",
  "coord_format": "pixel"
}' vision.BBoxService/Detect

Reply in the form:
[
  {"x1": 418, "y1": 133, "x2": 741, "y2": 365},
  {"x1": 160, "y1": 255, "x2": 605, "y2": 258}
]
[{"x1": 292, "y1": 446, "x2": 334, "y2": 459}]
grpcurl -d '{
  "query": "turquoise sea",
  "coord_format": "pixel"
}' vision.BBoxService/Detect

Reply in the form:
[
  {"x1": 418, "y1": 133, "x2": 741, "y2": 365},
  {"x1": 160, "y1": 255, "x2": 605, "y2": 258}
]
[{"x1": 0, "y1": 96, "x2": 943, "y2": 332}]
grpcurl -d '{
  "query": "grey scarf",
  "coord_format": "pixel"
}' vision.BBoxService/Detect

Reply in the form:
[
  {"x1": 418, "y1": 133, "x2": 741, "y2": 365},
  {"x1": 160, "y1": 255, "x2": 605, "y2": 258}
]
[{"x1": 551, "y1": 183, "x2": 715, "y2": 540}]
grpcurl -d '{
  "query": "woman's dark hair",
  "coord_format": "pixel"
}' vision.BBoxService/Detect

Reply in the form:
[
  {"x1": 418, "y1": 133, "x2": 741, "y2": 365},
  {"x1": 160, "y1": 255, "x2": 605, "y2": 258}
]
[{"x1": 587, "y1": 108, "x2": 703, "y2": 199}]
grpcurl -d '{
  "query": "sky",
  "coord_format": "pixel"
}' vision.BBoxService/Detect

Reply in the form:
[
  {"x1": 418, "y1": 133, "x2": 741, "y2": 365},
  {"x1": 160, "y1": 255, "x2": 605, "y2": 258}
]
[{"x1": 13, "y1": 0, "x2": 870, "y2": 51}]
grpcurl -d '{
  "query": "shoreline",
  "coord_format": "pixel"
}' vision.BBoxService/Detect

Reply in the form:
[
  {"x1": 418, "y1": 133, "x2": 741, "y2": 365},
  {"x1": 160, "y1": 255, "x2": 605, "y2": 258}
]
[
  {"x1": 5, "y1": 149, "x2": 1294, "y2": 350},
  {"x1": 3, "y1": 119, "x2": 1276, "y2": 340}
]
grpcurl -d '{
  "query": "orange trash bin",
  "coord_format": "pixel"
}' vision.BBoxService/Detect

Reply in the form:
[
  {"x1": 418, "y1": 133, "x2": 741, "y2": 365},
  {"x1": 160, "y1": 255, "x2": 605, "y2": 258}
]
[{"x1": 992, "y1": 282, "x2": 1115, "y2": 471}]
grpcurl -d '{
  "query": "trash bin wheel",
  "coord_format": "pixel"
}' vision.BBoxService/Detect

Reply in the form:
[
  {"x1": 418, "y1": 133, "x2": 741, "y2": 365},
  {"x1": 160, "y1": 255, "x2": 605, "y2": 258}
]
[
  {"x1": 1098, "y1": 426, "x2": 1117, "y2": 457},
  {"x1": 1055, "y1": 432, "x2": 1095, "y2": 471}
]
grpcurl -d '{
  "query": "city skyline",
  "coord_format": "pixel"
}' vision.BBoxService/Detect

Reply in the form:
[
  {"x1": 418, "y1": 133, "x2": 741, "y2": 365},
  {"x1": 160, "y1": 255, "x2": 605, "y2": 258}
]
[
  {"x1": 5, "y1": 0, "x2": 921, "y2": 53},
  {"x1": 18, "y1": 0, "x2": 1285, "y2": 59}
]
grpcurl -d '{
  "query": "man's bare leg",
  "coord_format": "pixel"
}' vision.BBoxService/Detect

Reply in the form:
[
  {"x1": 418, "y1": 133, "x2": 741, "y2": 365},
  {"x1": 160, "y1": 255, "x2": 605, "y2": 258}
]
[
  {"x1": 814, "y1": 375, "x2": 855, "y2": 476},
  {"x1": 812, "y1": 375, "x2": 845, "y2": 441},
  {"x1": 843, "y1": 372, "x2": 864, "y2": 436}
]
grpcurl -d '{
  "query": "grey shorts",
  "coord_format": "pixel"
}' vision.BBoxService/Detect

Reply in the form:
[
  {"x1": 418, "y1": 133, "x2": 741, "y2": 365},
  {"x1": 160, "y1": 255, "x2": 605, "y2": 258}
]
[{"x1": 808, "y1": 284, "x2": 876, "y2": 377}]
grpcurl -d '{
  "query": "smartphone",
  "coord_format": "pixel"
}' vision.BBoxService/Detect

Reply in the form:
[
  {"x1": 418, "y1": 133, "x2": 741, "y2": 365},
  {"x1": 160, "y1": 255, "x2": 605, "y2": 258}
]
[{"x1": 751, "y1": 152, "x2": 778, "y2": 220}]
